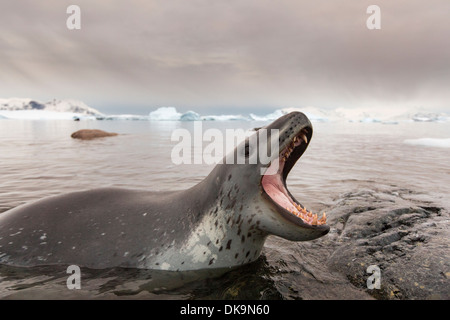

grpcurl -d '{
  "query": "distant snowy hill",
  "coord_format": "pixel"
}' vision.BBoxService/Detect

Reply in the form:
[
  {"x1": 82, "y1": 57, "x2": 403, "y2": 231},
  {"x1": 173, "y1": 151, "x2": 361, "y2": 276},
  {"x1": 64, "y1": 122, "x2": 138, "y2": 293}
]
[
  {"x1": 279, "y1": 106, "x2": 449, "y2": 123},
  {"x1": 0, "y1": 98, "x2": 447, "y2": 123},
  {"x1": 145, "y1": 106, "x2": 448, "y2": 123},
  {"x1": 0, "y1": 98, "x2": 102, "y2": 116}
]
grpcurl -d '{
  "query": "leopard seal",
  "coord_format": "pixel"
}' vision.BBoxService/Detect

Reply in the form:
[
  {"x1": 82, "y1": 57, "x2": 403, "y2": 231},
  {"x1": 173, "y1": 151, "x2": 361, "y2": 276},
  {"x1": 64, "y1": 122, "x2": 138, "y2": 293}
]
[{"x1": 0, "y1": 112, "x2": 329, "y2": 271}]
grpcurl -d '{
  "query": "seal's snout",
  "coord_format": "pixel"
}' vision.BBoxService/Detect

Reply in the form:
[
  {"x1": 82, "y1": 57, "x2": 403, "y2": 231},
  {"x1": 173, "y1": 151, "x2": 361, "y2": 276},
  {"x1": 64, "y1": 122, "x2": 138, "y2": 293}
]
[{"x1": 259, "y1": 112, "x2": 329, "y2": 240}]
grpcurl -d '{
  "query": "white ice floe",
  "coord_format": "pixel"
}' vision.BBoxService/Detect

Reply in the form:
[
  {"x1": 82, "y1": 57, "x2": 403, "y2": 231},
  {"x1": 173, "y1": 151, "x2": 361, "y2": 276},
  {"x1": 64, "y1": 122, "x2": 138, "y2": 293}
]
[
  {"x1": 411, "y1": 113, "x2": 448, "y2": 122},
  {"x1": 149, "y1": 107, "x2": 182, "y2": 121},
  {"x1": 201, "y1": 114, "x2": 250, "y2": 121},
  {"x1": 149, "y1": 107, "x2": 250, "y2": 121},
  {"x1": 404, "y1": 138, "x2": 450, "y2": 148},
  {"x1": 180, "y1": 111, "x2": 201, "y2": 121},
  {"x1": 105, "y1": 114, "x2": 149, "y2": 120},
  {"x1": 249, "y1": 109, "x2": 285, "y2": 121}
]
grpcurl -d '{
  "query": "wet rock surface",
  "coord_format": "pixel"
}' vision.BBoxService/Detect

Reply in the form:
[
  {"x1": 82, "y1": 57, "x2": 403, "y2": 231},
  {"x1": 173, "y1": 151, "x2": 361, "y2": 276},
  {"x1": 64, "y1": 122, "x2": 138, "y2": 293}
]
[{"x1": 262, "y1": 185, "x2": 449, "y2": 299}]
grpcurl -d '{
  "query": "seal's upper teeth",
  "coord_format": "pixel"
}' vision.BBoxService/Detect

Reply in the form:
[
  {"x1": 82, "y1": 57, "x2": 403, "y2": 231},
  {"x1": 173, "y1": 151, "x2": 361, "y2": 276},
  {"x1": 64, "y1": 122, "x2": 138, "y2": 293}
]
[{"x1": 299, "y1": 133, "x2": 308, "y2": 144}]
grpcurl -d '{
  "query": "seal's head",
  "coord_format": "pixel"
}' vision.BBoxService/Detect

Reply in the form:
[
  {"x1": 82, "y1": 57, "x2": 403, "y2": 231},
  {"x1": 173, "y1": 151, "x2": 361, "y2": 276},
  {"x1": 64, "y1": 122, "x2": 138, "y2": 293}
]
[
  {"x1": 214, "y1": 111, "x2": 329, "y2": 242},
  {"x1": 259, "y1": 112, "x2": 329, "y2": 241}
]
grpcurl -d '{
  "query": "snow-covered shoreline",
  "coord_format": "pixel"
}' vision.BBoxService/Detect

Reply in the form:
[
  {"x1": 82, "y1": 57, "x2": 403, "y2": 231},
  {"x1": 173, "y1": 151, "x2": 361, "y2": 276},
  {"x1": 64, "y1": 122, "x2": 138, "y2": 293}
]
[{"x1": 0, "y1": 98, "x2": 448, "y2": 123}]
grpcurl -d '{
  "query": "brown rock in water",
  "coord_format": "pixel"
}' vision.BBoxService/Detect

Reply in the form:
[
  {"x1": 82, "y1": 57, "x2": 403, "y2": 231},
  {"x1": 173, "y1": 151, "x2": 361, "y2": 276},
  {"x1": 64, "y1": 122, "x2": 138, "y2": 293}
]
[{"x1": 71, "y1": 129, "x2": 118, "y2": 140}]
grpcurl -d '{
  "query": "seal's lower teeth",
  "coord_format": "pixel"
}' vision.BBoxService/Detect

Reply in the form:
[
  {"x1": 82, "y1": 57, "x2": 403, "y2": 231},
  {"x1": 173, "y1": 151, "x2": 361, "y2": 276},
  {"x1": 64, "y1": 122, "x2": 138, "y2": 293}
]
[{"x1": 286, "y1": 204, "x2": 327, "y2": 225}]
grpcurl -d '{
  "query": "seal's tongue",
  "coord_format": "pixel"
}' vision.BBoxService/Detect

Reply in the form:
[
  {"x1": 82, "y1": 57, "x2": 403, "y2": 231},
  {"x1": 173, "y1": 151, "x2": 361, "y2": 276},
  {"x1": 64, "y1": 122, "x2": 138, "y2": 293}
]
[
  {"x1": 261, "y1": 154, "x2": 326, "y2": 226},
  {"x1": 261, "y1": 157, "x2": 292, "y2": 209}
]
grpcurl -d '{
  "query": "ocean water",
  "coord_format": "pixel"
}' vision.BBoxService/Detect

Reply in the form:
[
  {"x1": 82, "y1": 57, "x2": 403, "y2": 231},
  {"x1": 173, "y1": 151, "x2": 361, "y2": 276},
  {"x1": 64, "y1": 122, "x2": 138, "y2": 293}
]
[{"x1": 0, "y1": 119, "x2": 449, "y2": 299}]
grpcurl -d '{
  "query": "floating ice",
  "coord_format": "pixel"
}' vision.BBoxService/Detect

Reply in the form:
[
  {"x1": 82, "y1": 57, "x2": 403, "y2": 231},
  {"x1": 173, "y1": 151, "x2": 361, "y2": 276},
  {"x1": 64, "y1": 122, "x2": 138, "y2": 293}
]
[
  {"x1": 201, "y1": 114, "x2": 250, "y2": 121},
  {"x1": 411, "y1": 113, "x2": 448, "y2": 122},
  {"x1": 149, "y1": 107, "x2": 250, "y2": 121},
  {"x1": 1, "y1": 98, "x2": 449, "y2": 123},
  {"x1": 404, "y1": 138, "x2": 450, "y2": 148},
  {"x1": 359, "y1": 117, "x2": 381, "y2": 123},
  {"x1": 180, "y1": 111, "x2": 201, "y2": 121},
  {"x1": 105, "y1": 114, "x2": 149, "y2": 121},
  {"x1": 249, "y1": 109, "x2": 286, "y2": 121},
  {"x1": 282, "y1": 107, "x2": 331, "y2": 122},
  {"x1": 149, "y1": 107, "x2": 182, "y2": 121}
]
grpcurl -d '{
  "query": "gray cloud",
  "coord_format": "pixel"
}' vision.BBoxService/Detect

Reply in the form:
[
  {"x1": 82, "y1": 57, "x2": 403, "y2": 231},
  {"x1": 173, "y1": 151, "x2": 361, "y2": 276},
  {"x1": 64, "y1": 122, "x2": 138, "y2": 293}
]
[{"x1": 0, "y1": 0, "x2": 449, "y2": 113}]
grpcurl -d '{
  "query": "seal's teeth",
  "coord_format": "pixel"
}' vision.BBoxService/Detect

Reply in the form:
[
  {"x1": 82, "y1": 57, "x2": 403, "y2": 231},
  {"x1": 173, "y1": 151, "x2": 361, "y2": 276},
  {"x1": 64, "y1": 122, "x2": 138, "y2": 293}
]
[
  {"x1": 312, "y1": 214, "x2": 318, "y2": 225},
  {"x1": 318, "y1": 212, "x2": 327, "y2": 225},
  {"x1": 285, "y1": 202, "x2": 327, "y2": 226},
  {"x1": 299, "y1": 133, "x2": 308, "y2": 144}
]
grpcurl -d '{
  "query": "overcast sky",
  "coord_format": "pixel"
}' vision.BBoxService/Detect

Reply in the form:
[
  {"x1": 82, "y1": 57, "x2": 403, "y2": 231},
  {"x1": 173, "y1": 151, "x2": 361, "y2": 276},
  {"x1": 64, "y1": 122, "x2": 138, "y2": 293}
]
[{"x1": 0, "y1": 0, "x2": 449, "y2": 114}]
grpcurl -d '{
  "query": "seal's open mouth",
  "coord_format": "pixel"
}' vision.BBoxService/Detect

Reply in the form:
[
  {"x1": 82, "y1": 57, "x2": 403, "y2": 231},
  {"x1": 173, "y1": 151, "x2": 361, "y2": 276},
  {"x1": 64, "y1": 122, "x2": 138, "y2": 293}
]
[{"x1": 261, "y1": 127, "x2": 327, "y2": 226}]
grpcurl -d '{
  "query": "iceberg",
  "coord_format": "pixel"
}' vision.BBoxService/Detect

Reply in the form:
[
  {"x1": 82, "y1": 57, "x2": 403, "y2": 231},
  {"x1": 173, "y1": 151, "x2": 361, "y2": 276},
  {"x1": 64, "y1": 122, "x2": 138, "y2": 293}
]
[
  {"x1": 359, "y1": 117, "x2": 381, "y2": 123},
  {"x1": 404, "y1": 138, "x2": 450, "y2": 148},
  {"x1": 148, "y1": 107, "x2": 251, "y2": 121},
  {"x1": 282, "y1": 107, "x2": 331, "y2": 122},
  {"x1": 249, "y1": 109, "x2": 286, "y2": 121},
  {"x1": 149, "y1": 107, "x2": 182, "y2": 121},
  {"x1": 105, "y1": 114, "x2": 149, "y2": 121},
  {"x1": 180, "y1": 111, "x2": 201, "y2": 121},
  {"x1": 381, "y1": 121, "x2": 399, "y2": 125},
  {"x1": 201, "y1": 114, "x2": 250, "y2": 121},
  {"x1": 411, "y1": 113, "x2": 447, "y2": 122}
]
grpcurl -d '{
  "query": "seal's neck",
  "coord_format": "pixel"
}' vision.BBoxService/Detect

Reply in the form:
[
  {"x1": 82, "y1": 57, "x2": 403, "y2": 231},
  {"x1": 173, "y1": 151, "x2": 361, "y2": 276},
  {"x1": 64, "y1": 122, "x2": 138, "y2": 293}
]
[{"x1": 154, "y1": 166, "x2": 268, "y2": 270}]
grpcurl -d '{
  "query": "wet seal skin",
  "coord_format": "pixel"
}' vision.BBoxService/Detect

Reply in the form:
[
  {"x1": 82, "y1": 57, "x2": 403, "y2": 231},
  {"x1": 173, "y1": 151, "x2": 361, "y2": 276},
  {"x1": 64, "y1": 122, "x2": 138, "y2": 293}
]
[{"x1": 0, "y1": 112, "x2": 328, "y2": 271}]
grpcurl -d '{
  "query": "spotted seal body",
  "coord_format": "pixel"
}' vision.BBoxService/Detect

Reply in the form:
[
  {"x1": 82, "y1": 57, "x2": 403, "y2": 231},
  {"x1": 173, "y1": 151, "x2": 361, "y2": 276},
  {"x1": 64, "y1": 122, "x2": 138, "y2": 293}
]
[{"x1": 0, "y1": 112, "x2": 329, "y2": 271}]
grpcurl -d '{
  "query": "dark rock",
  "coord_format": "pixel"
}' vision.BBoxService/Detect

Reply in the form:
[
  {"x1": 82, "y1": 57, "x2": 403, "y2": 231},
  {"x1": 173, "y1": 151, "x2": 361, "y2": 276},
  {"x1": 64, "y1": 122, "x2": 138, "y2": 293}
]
[
  {"x1": 260, "y1": 186, "x2": 449, "y2": 300},
  {"x1": 71, "y1": 129, "x2": 118, "y2": 140},
  {"x1": 325, "y1": 187, "x2": 449, "y2": 299}
]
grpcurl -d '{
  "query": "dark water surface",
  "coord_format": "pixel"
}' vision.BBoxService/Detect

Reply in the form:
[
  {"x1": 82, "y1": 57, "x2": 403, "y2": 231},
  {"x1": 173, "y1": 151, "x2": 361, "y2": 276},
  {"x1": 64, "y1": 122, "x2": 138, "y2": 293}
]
[{"x1": 0, "y1": 119, "x2": 449, "y2": 299}]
